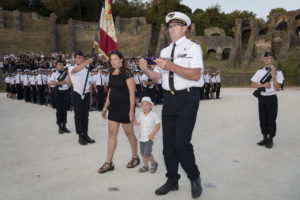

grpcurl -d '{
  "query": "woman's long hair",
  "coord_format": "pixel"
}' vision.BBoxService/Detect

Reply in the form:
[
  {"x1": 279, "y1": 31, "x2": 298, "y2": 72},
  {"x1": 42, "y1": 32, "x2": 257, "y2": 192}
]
[{"x1": 108, "y1": 50, "x2": 127, "y2": 74}]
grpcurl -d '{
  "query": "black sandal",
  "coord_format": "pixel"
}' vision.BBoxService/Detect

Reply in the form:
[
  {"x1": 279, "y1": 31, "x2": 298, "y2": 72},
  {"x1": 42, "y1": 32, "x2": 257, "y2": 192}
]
[
  {"x1": 126, "y1": 157, "x2": 140, "y2": 168},
  {"x1": 98, "y1": 162, "x2": 114, "y2": 173}
]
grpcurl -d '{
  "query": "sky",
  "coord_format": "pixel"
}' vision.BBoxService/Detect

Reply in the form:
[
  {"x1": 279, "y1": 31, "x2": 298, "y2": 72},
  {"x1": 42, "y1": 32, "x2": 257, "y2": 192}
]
[{"x1": 142, "y1": 0, "x2": 300, "y2": 20}]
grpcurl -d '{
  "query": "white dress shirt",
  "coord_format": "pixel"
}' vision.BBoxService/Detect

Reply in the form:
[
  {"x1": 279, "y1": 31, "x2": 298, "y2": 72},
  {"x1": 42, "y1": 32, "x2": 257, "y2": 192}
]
[
  {"x1": 136, "y1": 110, "x2": 161, "y2": 142},
  {"x1": 68, "y1": 65, "x2": 91, "y2": 95},
  {"x1": 154, "y1": 36, "x2": 204, "y2": 90},
  {"x1": 50, "y1": 71, "x2": 69, "y2": 90},
  {"x1": 251, "y1": 67, "x2": 284, "y2": 96}
]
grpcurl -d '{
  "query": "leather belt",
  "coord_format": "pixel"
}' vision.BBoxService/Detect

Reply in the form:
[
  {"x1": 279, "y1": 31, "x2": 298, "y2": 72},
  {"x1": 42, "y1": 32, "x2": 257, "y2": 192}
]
[{"x1": 164, "y1": 87, "x2": 198, "y2": 95}]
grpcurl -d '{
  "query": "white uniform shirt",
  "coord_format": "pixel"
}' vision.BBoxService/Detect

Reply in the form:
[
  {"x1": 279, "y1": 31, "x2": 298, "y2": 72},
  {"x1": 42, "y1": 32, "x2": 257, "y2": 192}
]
[
  {"x1": 216, "y1": 74, "x2": 221, "y2": 83},
  {"x1": 29, "y1": 76, "x2": 36, "y2": 85},
  {"x1": 22, "y1": 74, "x2": 30, "y2": 86},
  {"x1": 277, "y1": 70, "x2": 284, "y2": 81},
  {"x1": 198, "y1": 68, "x2": 205, "y2": 87},
  {"x1": 68, "y1": 65, "x2": 91, "y2": 95},
  {"x1": 50, "y1": 71, "x2": 69, "y2": 90},
  {"x1": 15, "y1": 74, "x2": 22, "y2": 84},
  {"x1": 10, "y1": 76, "x2": 16, "y2": 85},
  {"x1": 154, "y1": 36, "x2": 204, "y2": 90},
  {"x1": 103, "y1": 75, "x2": 109, "y2": 86},
  {"x1": 211, "y1": 76, "x2": 217, "y2": 83},
  {"x1": 136, "y1": 110, "x2": 161, "y2": 142},
  {"x1": 141, "y1": 74, "x2": 148, "y2": 87},
  {"x1": 37, "y1": 74, "x2": 45, "y2": 85},
  {"x1": 204, "y1": 74, "x2": 211, "y2": 83},
  {"x1": 93, "y1": 73, "x2": 104, "y2": 86},
  {"x1": 5, "y1": 76, "x2": 10, "y2": 83},
  {"x1": 134, "y1": 74, "x2": 143, "y2": 85},
  {"x1": 251, "y1": 67, "x2": 284, "y2": 96}
]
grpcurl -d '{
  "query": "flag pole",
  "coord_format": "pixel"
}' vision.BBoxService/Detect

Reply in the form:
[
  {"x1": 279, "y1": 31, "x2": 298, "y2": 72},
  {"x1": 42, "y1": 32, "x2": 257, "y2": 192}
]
[{"x1": 81, "y1": 1, "x2": 104, "y2": 99}]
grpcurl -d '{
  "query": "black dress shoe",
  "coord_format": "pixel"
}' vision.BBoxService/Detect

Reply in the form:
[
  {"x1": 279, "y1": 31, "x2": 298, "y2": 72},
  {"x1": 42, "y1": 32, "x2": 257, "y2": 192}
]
[
  {"x1": 58, "y1": 125, "x2": 64, "y2": 134},
  {"x1": 155, "y1": 181, "x2": 178, "y2": 195},
  {"x1": 257, "y1": 137, "x2": 268, "y2": 146},
  {"x1": 84, "y1": 133, "x2": 95, "y2": 143},
  {"x1": 190, "y1": 177, "x2": 202, "y2": 198},
  {"x1": 265, "y1": 138, "x2": 273, "y2": 148},
  {"x1": 78, "y1": 136, "x2": 88, "y2": 145},
  {"x1": 62, "y1": 123, "x2": 71, "y2": 133}
]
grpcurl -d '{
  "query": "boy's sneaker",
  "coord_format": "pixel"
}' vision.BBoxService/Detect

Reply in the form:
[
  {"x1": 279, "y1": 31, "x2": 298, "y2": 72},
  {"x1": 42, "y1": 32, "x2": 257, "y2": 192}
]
[{"x1": 150, "y1": 162, "x2": 158, "y2": 173}]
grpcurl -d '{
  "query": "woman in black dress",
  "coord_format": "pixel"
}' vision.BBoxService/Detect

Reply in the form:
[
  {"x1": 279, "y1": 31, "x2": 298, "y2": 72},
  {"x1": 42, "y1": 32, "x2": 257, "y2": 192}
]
[{"x1": 98, "y1": 50, "x2": 140, "y2": 173}]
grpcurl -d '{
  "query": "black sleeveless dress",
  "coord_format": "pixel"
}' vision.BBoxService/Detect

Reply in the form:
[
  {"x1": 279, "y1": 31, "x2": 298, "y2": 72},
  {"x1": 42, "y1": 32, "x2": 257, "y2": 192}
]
[{"x1": 108, "y1": 70, "x2": 133, "y2": 123}]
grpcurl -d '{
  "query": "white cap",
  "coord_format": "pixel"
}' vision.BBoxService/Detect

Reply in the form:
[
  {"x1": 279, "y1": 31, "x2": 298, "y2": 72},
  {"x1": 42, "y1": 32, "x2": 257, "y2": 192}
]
[
  {"x1": 141, "y1": 96, "x2": 153, "y2": 105},
  {"x1": 165, "y1": 12, "x2": 191, "y2": 27}
]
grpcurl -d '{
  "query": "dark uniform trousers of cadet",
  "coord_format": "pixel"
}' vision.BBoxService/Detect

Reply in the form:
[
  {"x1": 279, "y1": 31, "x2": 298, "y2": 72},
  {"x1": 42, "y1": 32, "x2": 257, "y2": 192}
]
[
  {"x1": 16, "y1": 84, "x2": 23, "y2": 100},
  {"x1": 31, "y1": 85, "x2": 37, "y2": 103},
  {"x1": 96, "y1": 85, "x2": 105, "y2": 110},
  {"x1": 38, "y1": 85, "x2": 46, "y2": 105},
  {"x1": 55, "y1": 89, "x2": 70, "y2": 126},
  {"x1": 72, "y1": 92, "x2": 90, "y2": 135},
  {"x1": 162, "y1": 87, "x2": 200, "y2": 182},
  {"x1": 216, "y1": 83, "x2": 221, "y2": 99},
  {"x1": 24, "y1": 86, "x2": 31, "y2": 102},
  {"x1": 258, "y1": 95, "x2": 278, "y2": 138},
  {"x1": 204, "y1": 83, "x2": 210, "y2": 99}
]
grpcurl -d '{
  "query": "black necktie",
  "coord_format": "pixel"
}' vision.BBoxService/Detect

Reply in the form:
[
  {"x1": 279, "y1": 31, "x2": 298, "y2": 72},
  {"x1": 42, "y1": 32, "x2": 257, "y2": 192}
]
[{"x1": 169, "y1": 43, "x2": 176, "y2": 91}]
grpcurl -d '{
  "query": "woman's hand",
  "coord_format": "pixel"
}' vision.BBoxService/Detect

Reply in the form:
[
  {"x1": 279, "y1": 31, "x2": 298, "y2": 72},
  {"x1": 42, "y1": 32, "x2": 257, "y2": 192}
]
[
  {"x1": 101, "y1": 108, "x2": 107, "y2": 119},
  {"x1": 129, "y1": 111, "x2": 135, "y2": 123}
]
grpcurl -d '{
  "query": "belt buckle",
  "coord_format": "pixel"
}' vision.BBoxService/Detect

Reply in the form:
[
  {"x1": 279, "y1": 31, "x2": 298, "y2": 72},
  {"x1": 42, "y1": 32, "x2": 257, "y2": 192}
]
[{"x1": 170, "y1": 90, "x2": 175, "y2": 95}]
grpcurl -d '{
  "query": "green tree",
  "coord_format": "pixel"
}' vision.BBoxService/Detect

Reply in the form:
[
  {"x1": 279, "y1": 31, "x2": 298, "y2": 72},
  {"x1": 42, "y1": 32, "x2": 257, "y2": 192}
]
[
  {"x1": 267, "y1": 8, "x2": 286, "y2": 22},
  {"x1": 42, "y1": 0, "x2": 80, "y2": 23}
]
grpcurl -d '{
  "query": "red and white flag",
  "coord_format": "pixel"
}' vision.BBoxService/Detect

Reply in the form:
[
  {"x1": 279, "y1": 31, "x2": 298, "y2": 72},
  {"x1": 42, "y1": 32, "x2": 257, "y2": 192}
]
[{"x1": 94, "y1": 0, "x2": 118, "y2": 59}]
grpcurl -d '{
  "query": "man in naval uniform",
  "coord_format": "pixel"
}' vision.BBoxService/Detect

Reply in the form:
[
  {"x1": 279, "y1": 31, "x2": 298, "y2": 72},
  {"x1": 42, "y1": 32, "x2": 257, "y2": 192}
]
[{"x1": 139, "y1": 12, "x2": 203, "y2": 198}]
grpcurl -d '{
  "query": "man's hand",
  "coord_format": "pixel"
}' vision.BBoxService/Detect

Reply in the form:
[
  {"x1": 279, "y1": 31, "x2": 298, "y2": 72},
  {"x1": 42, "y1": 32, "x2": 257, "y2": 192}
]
[
  {"x1": 155, "y1": 58, "x2": 173, "y2": 71},
  {"x1": 271, "y1": 66, "x2": 277, "y2": 78},
  {"x1": 263, "y1": 82, "x2": 271, "y2": 88},
  {"x1": 86, "y1": 58, "x2": 94, "y2": 65}
]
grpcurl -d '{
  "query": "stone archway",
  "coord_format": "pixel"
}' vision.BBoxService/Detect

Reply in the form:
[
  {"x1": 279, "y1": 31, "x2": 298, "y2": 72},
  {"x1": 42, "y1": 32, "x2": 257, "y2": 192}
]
[
  {"x1": 276, "y1": 21, "x2": 288, "y2": 31},
  {"x1": 296, "y1": 26, "x2": 300, "y2": 36},
  {"x1": 259, "y1": 28, "x2": 268, "y2": 36},
  {"x1": 222, "y1": 48, "x2": 231, "y2": 60},
  {"x1": 242, "y1": 30, "x2": 251, "y2": 50},
  {"x1": 207, "y1": 49, "x2": 217, "y2": 59}
]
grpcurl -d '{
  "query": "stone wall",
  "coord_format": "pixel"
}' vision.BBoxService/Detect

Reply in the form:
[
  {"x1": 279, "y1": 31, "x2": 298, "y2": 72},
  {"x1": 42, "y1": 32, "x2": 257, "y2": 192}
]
[{"x1": 0, "y1": 10, "x2": 152, "y2": 57}]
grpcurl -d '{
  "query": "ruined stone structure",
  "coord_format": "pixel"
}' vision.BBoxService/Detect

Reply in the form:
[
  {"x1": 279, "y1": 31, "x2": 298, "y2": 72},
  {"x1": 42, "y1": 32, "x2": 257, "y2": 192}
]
[
  {"x1": 0, "y1": 9, "x2": 299, "y2": 66},
  {"x1": 13, "y1": 10, "x2": 21, "y2": 31},
  {"x1": 0, "y1": 7, "x2": 4, "y2": 29}
]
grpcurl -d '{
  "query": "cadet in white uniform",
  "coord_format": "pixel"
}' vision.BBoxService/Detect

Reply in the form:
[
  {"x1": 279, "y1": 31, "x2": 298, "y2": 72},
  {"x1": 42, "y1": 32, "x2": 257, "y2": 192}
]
[
  {"x1": 50, "y1": 60, "x2": 71, "y2": 134},
  {"x1": 22, "y1": 69, "x2": 31, "y2": 102},
  {"x1": 215, "y1": 70, "x2": 221, "y2": 99},
  {"x1": 204, "y1": 70, "x2": 211, "y2": 99},
  {"x1": 68, "y1": 50, "x2": 95, "y2": 145},
  {"x1": 139, "y1": 12, "x2": 203, "y2": 198},
  {"x1": 93, "y1": 67, "x2": 106, "y2": 111},
  {"x1": 251, "y1": 52, "x2": 284, "y2": 148}
]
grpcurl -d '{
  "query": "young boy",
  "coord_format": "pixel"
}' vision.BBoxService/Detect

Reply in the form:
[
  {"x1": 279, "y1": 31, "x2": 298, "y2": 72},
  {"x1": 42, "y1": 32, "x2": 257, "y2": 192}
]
[{"x1": 134, "y1": 96, "x2": 161, "y2": 173}]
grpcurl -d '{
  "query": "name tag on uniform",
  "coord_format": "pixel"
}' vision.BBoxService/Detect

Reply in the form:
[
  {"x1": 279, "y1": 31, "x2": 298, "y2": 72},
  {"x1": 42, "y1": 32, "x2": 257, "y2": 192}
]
[{"x1": 177, "y1": 53, "x2": 187, "y2": 57}]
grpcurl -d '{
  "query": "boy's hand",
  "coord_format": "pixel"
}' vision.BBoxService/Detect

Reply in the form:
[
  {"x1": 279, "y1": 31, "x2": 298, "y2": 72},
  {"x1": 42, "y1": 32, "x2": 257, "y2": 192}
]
[{"x1": 148, "y1": 135, "x2": 154, "y2": 141}]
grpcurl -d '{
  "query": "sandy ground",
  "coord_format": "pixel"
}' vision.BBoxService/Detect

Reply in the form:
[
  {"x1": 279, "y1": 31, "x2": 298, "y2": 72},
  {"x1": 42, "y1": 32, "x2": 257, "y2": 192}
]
[{"x1": 0, "y1": 88, "x2": 300, "y2": 200}]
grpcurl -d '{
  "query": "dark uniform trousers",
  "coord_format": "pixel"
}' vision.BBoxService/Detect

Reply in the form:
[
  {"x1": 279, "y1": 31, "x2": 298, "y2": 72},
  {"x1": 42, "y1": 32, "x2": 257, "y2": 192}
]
[
  {"x1": 24, "y1": 86, "x2": 31, "y2": 102},
  {"x1": 258, "y1": 95, "x2": 278, "y2": 138},
  {"x1": 38, "y1": 85, "x2": 46, "y2": 105},
  {"x1": 72, "y1": 91, "x2": 90, "y2": 135},
  {"x1": 162, "y1": 87, "x2": 200, "y2": 182},
  {"x1": 96, "y1": 85, "x2": 105, "y2": 110},
  {"x1": 155, "y1": 84, "x2": 163, "y2": 104},
  {"x1": 216, "y1": 83, "x2": 221, "y2": 98},
  {"x1": 31, "y1": 85, "x2": 37, "y2": 103},
  {"x1": 204, "y1": 83, "x2": 210, "y2": 99},
  {"x1": 16, "y1": 84, "x2": 23, "y2": 100},
  {"x1": 51, "y1": 88, "x2": 56, "y2": 108},
  {"x1": 55, "y1": 89, "x2": 70, "y2": 125}
]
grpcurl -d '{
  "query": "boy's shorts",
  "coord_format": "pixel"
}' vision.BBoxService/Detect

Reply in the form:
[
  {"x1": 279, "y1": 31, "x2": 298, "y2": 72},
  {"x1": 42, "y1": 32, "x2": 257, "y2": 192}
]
[{"x1": 139, "y1": 140, "x2": 153, "y2": 157}]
